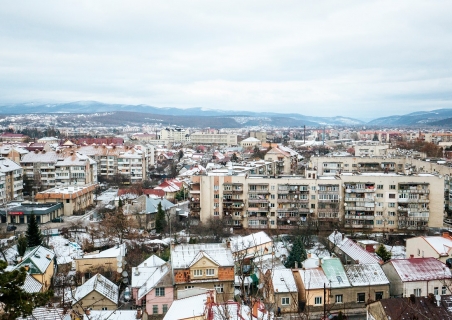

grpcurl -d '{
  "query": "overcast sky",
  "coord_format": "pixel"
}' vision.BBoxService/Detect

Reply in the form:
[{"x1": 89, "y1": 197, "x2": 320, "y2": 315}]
[{"x1": 1, "y1": 1, "x2": 451, "y2": 120}]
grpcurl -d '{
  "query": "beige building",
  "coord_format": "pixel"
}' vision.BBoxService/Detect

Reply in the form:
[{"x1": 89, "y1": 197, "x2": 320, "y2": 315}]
[
  {"x1": 264, "y1": 145, "x2": 299, "y2": 175},
  {"x1": 0, "y1": 157, "x2": 23, "y2": 201},
  {"x1": 72, "y1": 273, "x2": 119, "y2": 314},
  {"x1": 249, "y1": 131, "x2": 267, "y2": 144},
  {"x1": 189, "y1": 132, "x2": 238, "y2": 146},
  {"x1": 15, "y1": 246, "x2": 55, "y2": 292},
  {"x1": 240, "y1": 137, "x2": 261, "y2": 149},
  {"x1": 354, "y1": 143, "x2": 390, "y2": 157},
  {"x1": 405, "y1": 233, "x2": 452, "y2": 263},
  {"x1": 189, "y1": 171, "x2": 444, "y2": 233},
  {"x1": 35, "y1": 183, "x2": 97, "y2": 216}
]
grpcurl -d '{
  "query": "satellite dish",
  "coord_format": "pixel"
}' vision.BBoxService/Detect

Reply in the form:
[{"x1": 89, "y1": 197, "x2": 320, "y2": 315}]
[
  {"x1": 117, "y1": 267, "x2": 123, "y2": 273},
  {"x1": 122, "y1": 278, "x2": 129, "y2": 284},
  {"x1": 122, "y1": 271, "x2": 129, "y2": 277},
  {"x1": 116, "y1": 256, "x2": 122, "y2": 261},
  {"x1": 117, "y1": 261, "x2": 123, "y2": 267},
  {"x1": 275, "y1": 251, "x2": 281, "y2": 258},
  {"x1": 258, "y1": 283, "x2": 263, "y2": 289}
]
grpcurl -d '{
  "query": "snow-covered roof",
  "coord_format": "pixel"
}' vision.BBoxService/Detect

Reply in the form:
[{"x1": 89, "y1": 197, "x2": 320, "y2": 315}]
[
  {"x1": 230, "y1": 231, "x2": 273, "y2": 254},
  {"x1": 145, "y1": 197, "x2": 174, "y2": 214},
  {"x1": 138, "y1": 254, "x2": 166, "y2": 268},
  {"x1": 20, "y1": 273, "x2": 43, "y2": 293},
  {"x1": 328, "y1": 231, "x2": 381, "y2": 264},
  {"x1": 297, "y1": 268, "x2": 330, "y2": 290},
  {"x1": 271, "y1": 269, "x2": 297, "y2": 293},
  {"x1": 0, "y1": 157, "x2": 21, "y2": 173},
  {"x1": 73, "y1": 273, "x2": 118, "y2": 305},
  {"x1": 345, "y1": 263, "x2": 389, "y2": 286},
  {"x1": 137, "y1": 264, "x2": 171, "y2": 300},
  {"x1": 21, "y1": 151, "x2": 59, "y2": 163},
  {"x1": 81, "y1": 243, "x2": 126, "y2": 259},
  {"x1": 171, "y1": 243, "x2": 234, "y2": 269},
  {"x1": 83, "y1": 310, "x2": 139, "y2": 320},
  {"x1": 321, "y1": 257, "x2": 351, "y2": 288},
  {"x1": 17, "y1": 307, "x2": 71, "y2": 320},
  {"x1": 388, "y1": 258, "x2": 452, "y2": 282},
  {"x1": 16, "y1": 246, "x2": 55, "y2": 274},
  {"x1": 163, "y1": 293, "x2": 207, "y2": 320},
  {"x1": 422, "y1": 236, "x2": 452, "y2": 256}
]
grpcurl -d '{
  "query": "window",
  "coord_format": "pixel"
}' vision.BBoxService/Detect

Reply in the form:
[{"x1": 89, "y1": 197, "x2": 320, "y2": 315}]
[
  {"x1": 155, "y1": 287, "x2": 165, "y2": 297},
  {"x1": 193, "y1": 269, "x2": 203, "y2": 277},
  {"x1": 185, "y1": 285, "x2": 194, "y2": 289},
  {"x1": 281, "y1": 297, "x2": 290, "y2": 305},
  {"x1": 102, "y1": 307, "x2": 108, "y2": 310},
  {"x1": 214, "y1": 284, "x2": 224, "y2": 293},
  {"x1": 388, "y1": 211, "x2": 395, "y2": 216},
  {"x1": 311, "y1": 204, "x2": 315, "y2": 209},
  {"x1": 376, "y1": 193, "x2": 383, "y2": 198},
  {"x1": 214, "y1": 211, "x2": 219, "y2": 216},
  {"x1": 414, "y1": 288, "x2": 421, "y2": 297},
  {"x1": 214, "y1": 194, "x2": 219, "y2": 199},
  {"x1": 335, "y1": 295, "x2": 343, "y2": 303},
  {"x1": 434, "y1": 287, "x2": 439, "y2": 295},
  {"x1": 389, "y1": 193, "x2": 396, "y2": 199},
  {"x1": 375, "y1": 292, "x2": 383, "y2": 300},
  {"x1": 388, "y1": 203, "x2": 395, "y2": 208},
  {"x1": 443, "y1": 286, "x2": 447, "y2": 294},
  {"x1": 377, "y1": 184, "x2": 383, "y2": 189},
  {"x1": 376, "y1": 220, "x2": 383, "y2": 225},
  {"x1": 311, "y1": 195, "x2": 316, "y2": 200},
  {"x1": 163, "y1": 304, "x2": 168, "y2": 314},
  {"x1": 314, "y1": 296, "x2": 322, "y2": 305},
  {"x1": 271, "y1": 194, "x2": 275, "y2": 199},
  {"x1": 153, "y1": 305, "x2": 158, "y2": 314},
  {"x1": 206, "y1": 269, "x2": 215, "y2": 276},
  {"x1": 214, "y1": 185, "x2": 219, "y2": 191},
  {"x1": 141, "y1": 299, "x2": 146, "y2": 307},
  {"x1": 390, "y1": 185, "x2": 396, "y2": 190},
  {"x1": 376, "y1": 211, "x2": 383, "y2": 216},
  {"x1": 388, "y1": 221, "x2": 395, "y2": 225},
  {"x1": 357, "y1": 293, "x2": 365, "y2": 303}
]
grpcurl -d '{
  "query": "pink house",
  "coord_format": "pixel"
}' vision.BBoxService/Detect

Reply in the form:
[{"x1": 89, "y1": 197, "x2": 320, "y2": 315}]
[{"x1": 131, "y1": 255, "x2": 174, "y2": 316}]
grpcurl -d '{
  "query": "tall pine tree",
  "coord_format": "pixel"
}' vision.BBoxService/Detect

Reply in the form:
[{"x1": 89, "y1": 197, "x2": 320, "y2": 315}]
[
  {"x1": 155, "y1": 202, "x2": 167, "y2": 233},
  {"x1": 26, "y1": 213, "x2": 43, "y2": 248},
  {"x1": 284, "y1": 236, "x2": 307, "y2": 268}
]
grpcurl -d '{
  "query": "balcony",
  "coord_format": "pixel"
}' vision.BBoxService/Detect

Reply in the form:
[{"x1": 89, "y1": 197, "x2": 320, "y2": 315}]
[
  {"x1": 344, "y1": 215, "x2": 375, "y2": 220},
  {"x1": 248, "y1": 199, "x2": 269, "y2": 204},
  {"x1": 345, "y1": 188, "x2": 375, "y2": 193},
  {"x1": 345, "y1": 197, "x2": 374, "y2": 202}
]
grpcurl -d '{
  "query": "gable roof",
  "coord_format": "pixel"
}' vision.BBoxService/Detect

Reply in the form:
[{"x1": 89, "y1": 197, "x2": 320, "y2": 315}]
[
  {"x1": 72, "y1": 273, "x2": 118, "y2": 304},
  {"x1": 171, "y1": 243, "x2": 234, "y2": 269},
  {"x1": 344, "y1": 263, "x2": 389, "y2": 286},
  {"x1": 138, "y1": 254, "x2": 166, "y2": 268},
  {"x1": 230, "y1": 231, "x2": 272, "y2": 254},
  {"x1": 20, "y1": 273, "x2": 43, "y2": 293},
  {"x1": 328, "y1": 231, "x2": 381, "y2": 264},
  {"x1": 145, "y1": 196, "x2": 174, "y2": 214},
  {"x1": 271, "y1": 269, "x2": 297, "y2": 293},
  {"x1": 321, "y1": 258, "x2": 351, "y2": 288},
  {"x1": 422, "y1": 236, "x2": 452, "y2": 256},
  {"x1": 137, "y1": 264, "x2": 171, "y2": 300},
  {"x1": 163, "y1": 293, "x2": 207, "y2": 320},
  {"x1": 16, "y1": 246, "x2": 55, "y2": 274},
  {"x1": 80, "y1": 243, "x2": 126, "y2": 259},
  {"x1": 387, "y1": 257, "x2": 452, "y2": 282}
]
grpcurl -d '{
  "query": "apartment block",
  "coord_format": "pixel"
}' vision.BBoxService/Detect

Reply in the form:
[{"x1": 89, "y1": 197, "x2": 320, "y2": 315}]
[
  {"x1": 189, "y1": 132, "x2": 237, "y2": 146},
  {"x1": 188, "y1": 171, "x2": 443, "y2": 233},
  {"x1": 0, "y1": 157, "x2": 23, "y2": 201}
]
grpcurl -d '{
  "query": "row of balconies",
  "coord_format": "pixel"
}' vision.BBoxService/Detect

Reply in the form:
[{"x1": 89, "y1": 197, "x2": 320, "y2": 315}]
[
  {"x1": 398, "y1": 189, "x2": 429, "y2": 194},
  {"x1": 345, "y1": 188, "x2": 376, "y2": 193},
  {"x1": 398, "y1": 198, "x2": 429, "y2": 203},
  {"x1": 344, "y1": 215, "x2": 375, "y2": 220}
]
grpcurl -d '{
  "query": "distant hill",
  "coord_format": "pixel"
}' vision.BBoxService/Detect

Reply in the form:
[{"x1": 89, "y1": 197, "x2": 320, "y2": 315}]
[
  {"x1": 0, "y1": 101, "x2": 364, "y2": 127},
  {"x1": 368, "y1": 109, "x2": 452, "y2": 126}
]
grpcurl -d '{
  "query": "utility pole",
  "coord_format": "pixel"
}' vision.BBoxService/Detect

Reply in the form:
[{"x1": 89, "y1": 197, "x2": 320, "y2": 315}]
[{"x1": 323, "y1": 282, "x2": 326, "y2": 319}]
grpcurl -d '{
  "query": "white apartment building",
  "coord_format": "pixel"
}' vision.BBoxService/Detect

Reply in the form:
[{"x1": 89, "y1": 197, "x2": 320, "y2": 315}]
[
  {"x1": 189, "y1": 132, "x2": 237, "y2": 146},
  {"x1": 354, "y1": 143, "x2": 390, "y2": 157},
  {"x1": 189, "y1": 171, "x2": 443, "y2": 233},
  {"x1": 158, "y1": 128, "x2": 190, "y2": 144},
  {"x1": 75, "y1": 145, "x2": 147, "y2": 183},
  {"x1": 21, "y1": 151, "x2": 97, "y2": 190},
  {"x1": 0, "y1": 158, "x2": 23, "y2": 202}
]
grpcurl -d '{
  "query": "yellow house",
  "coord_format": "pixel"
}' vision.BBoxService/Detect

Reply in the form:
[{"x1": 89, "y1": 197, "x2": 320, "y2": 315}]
[
  {"x1": 15, "y1": 246, "x2": 55, "y2": 292},
  {"x1": 74, "y1": 244, "x2": 126, "y2": 283},
  {"x1": 72, "y1": 273, "x2": 118, "y2": 316}
]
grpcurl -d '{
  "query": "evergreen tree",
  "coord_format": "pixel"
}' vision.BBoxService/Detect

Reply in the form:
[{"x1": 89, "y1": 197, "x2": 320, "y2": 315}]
[
  {"x1": 376, "y1": 244, "x2": 392, "y2": 262},
  {"x1": 26, "y1": 213, "x2": 43, "y2": 248},
  {"x1": 284, "y1": 236, "x2": 307, "y2": 268},
  {"x1": 118, "y1": 197, "x2": 123, "y2": 208},
  {"x1": 0, "y1": 260, "x2": 53, "y2": 319},
  {"x1": 17, "y1": 235, "x2": 27, "y2": 257},
  {"x1": 155, "y1": 202, "x2": 167, "y2": 233}
]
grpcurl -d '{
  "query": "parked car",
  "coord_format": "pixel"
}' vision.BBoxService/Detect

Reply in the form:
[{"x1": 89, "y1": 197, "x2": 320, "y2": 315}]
[
  {"x1": 124, "y1": 287, "x2": 131, "y2": 302},
  {"x1": 51, "y1": 217, "x2": 64, "y2": 223},
  {"x1": 6, "y1": 225, "x2": 17, "y2": 232}
]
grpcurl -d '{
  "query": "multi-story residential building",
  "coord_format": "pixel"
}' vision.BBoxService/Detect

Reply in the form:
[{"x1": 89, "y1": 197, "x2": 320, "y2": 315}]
[
  {"x1": 249, "y1": 131, "x2": 267, "y2": 144},
  {"x1": 171, "y1": 243, "x2": 235, "y2": 302},
  {"x1": 75, "y1": 145, "x2": 147, "y2": 183},
  {"x1": 0, "y1": 157, "x2": 23, "y2": 201},
  {"x1": 158, "y1": 127, "x2": 190, "y2": 144},
  {"x1": 20, "y1": 151, "x2": 97, "y2": 191},
  {"x1": 188, "y1": 170, "x2": 443, "y2": 233},
  {"x1": 189, "y1": 131, "x2": 238, "y2": 146},
  {"x1": 354, "y1": 143, "x2": 390, "y2": 157},
  {"x1": 264, "y1": 145, "x2": 299, "y2": 175}
]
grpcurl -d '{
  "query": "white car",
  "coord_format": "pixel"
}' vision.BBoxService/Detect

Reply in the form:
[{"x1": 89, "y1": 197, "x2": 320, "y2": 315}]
[{"x1": 124, "y1": 287, "x2": 131, "y2": 302}]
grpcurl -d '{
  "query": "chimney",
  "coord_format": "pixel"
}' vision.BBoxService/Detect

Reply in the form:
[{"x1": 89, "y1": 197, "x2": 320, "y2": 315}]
[
  {"x1": 294, "y1": 261, "x2": 298, "y2": 269},
  {"x1": 226, "y1": 239, "x2": 231, "y2": 248},
  {"x1": 443, "y1": 232, "x2": 450, "y2": 239},
  {"x1": 355, "y1": 260, "x2": 359, "y2": 264},
  {"x1": 144, "y1": 263, "x2": 147, "y2": 267},
  {"x1": 410, "y1": 254, "x2": 414, "y2": 259},
  {"x1": 136, "y1": 308, "x2": 142, "y2": 319},
  {"x1": 85, "y1": 308, "x2": 91, "y2": 315},
  {"x1": 307, "y1": 253, "x2": 312, "y2": 259}
]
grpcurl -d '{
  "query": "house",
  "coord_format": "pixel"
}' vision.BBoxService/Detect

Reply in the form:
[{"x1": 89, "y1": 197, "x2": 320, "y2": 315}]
[
  {"x1": 131, "y1": 255, "x2": 173, "y2": 316},
  {"x1": 367, "y1": 295, "x2": 452, "y2": 320},
  {"x1": 155, "y1": 179, "x2": 183, "y2": 200},
  {"x1": 15, "y1": 246, "x2": 55, "y2": 291},
  {"x1": 163, "y1": 292, "x2": 211, "y2": 320},
  {"x1": 229, "y1": 231, "x2": 273, "y2": 259},
  {"x1": 405, "y1": 232, "x2": 452, "y2": 264},
  {"x1": 328, "y1": 231, "x2": 381, "y2": 265},
  {"x1": 171, "y1": 243, "x2": 235, "y2": 302},
  {"x1": 240, "y1": 137, "x2": 261, "y2": 149},
  {"x1": 294, "y1": 265, "x2": 330, "y2": 312},
  {"x1": 262, "y1": 268, "x2": 298, "y2": 314},
  {"x1": 74, "y1": 243, "x2": 126, "y2": 283},
  {"x1": 381, "y1": 257, "x2": 452, "y2": 297},
  {"x1": 126, "y1": 195, "x2": 175, "y2": 230},
  {"x1": 264, "y1": 145, "x2": 298, "y2": 174},
  {"x1": 72, "y1": 273, "x2": 119, "y2": 314}
]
